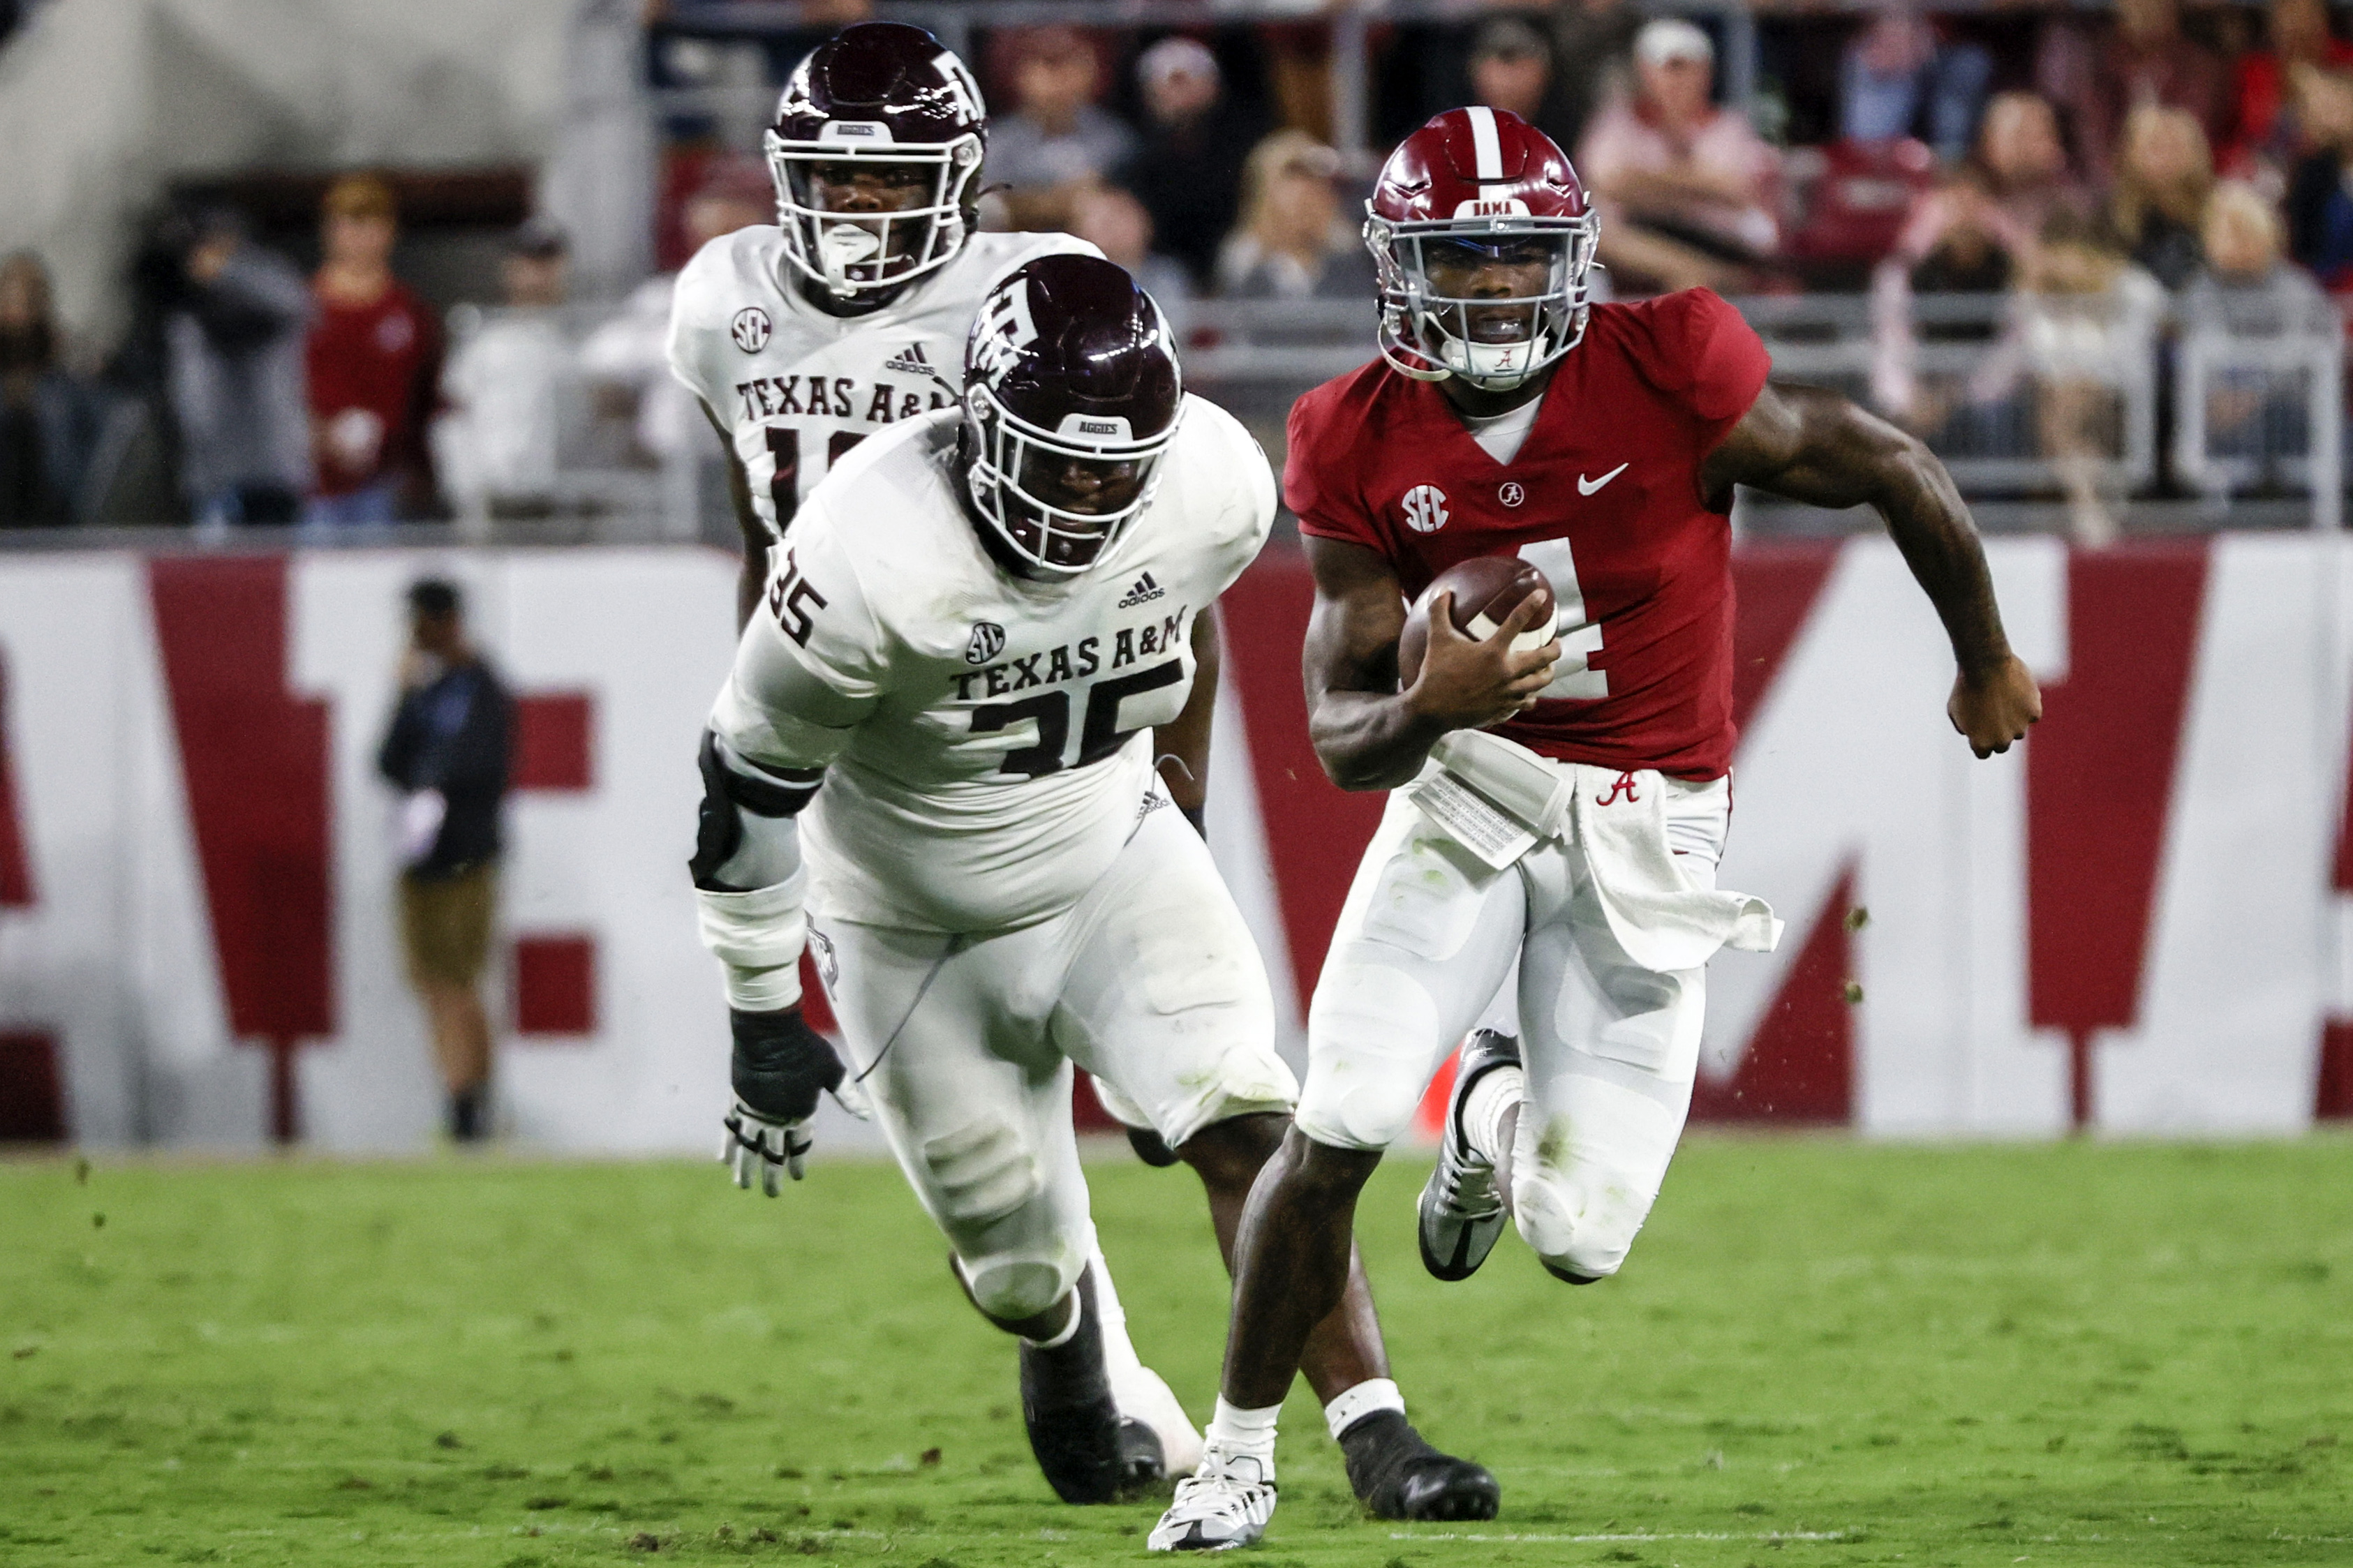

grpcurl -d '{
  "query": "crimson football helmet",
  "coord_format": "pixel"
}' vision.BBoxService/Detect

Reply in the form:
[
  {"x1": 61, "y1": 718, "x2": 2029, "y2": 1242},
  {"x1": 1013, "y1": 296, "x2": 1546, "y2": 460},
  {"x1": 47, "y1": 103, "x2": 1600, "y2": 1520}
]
[
  {"x1": 766, "y1": 23, "x2": 988, "y2": 299},
  {"x1": 961, "y1": 255, "x2": 1183, "y2": 578},
  {"x1": 1363, "y1": 106, "x2": 1598, "y2": 391}
]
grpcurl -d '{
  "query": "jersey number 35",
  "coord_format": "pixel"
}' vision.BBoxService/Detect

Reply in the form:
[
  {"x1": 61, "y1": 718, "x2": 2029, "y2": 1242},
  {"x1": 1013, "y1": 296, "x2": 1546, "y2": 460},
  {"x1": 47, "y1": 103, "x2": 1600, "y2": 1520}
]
[{"x1": 972, "y1": 661, "x2": 1184, "y2": 780}]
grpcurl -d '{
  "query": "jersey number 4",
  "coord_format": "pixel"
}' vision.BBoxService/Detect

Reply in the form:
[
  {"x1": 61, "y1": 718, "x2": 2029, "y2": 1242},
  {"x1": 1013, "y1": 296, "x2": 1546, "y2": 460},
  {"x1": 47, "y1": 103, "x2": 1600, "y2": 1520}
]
[
  {"x1": 1516, "y1": 538, "x2": 1608, "y2": 699},
  {"x1": 765, "y1": 428, "x2": 866, "y2": 527},
  {"x1": 970, "y1": 661, "x2": 1184, "y2": 779}
]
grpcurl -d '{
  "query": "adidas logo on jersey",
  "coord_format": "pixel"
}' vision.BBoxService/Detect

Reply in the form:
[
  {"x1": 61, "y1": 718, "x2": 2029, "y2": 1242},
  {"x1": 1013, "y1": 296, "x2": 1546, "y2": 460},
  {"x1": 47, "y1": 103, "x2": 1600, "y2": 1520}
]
[
  {"x1": 882, "y1": 343, "x2": 934, "y2": 377},
  {"x1": 1117, "y1": 572, "x2": 1166, "y2": 608}
]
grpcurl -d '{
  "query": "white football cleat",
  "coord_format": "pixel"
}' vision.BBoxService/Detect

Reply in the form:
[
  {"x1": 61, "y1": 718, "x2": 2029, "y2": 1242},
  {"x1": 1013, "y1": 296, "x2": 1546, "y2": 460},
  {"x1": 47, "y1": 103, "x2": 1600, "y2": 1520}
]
[
  {"x1": 1112, "y1": 1361, "x2": 1203, "y2": 1475},
  {"x1": 1416, "y1": 1030, "x2": 1520, "y2": 1281},
  {"x1": 1148, "y1": 1447, "x2": 1276, "y2": 1552}
]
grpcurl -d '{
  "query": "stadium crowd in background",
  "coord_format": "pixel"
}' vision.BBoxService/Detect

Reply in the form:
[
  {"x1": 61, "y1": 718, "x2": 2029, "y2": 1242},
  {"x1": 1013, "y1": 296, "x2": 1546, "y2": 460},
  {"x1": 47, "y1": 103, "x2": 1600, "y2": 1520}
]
[{"x1": 13, "y1": 0, "x2": 2353, "y2": 532}]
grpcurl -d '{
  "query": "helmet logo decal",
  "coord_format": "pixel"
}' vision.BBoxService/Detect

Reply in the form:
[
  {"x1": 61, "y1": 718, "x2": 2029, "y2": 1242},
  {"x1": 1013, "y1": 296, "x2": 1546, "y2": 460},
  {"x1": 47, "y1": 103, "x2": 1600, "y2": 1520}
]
[
  {"x1": 730, "y1": 307, "x2": 773, "y2": 354},
  {"x1": 1453, "y1": 197, "x2": 1531, "y2": 219},
  {"x1": 1402, "y1": 484, "x2": 1450, "y2": 534},
  {"x1": 933, "y1": 50, "x2": 984, "y2": 121},
  {"x1": 970, "y1": 281, "x2": 1039, "y2": 388},
  {"x1": 965, "y1": 621, "x2": 1007, "y2": 664}
]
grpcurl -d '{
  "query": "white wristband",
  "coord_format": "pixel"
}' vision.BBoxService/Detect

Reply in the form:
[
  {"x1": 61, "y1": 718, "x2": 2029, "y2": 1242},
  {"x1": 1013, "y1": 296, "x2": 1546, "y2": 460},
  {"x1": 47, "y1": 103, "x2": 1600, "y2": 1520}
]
[{"x1": 723, "y1": 960, "x2": 801, "y2": 1012}]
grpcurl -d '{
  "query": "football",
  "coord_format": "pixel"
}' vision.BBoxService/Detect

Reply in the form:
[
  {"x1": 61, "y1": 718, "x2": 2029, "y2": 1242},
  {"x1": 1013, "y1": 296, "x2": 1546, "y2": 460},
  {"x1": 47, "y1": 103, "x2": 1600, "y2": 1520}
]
[{"x1": 1395, "y1": 555, "x2": 1559, "y2": 688}]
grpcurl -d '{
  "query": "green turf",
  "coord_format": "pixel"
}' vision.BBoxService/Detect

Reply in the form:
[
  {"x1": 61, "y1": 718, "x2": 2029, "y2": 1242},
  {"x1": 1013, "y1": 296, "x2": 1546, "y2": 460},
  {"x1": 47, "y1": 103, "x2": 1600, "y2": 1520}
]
[{"x1": 3, "y1": 1137, "x2": 2350, "y2": 1567}]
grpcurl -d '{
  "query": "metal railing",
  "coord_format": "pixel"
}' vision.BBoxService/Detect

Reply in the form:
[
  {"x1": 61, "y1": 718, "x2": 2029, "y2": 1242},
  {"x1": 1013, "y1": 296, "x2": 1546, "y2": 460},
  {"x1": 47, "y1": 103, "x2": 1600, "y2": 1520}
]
[
  {"x1": 2174, "y1": 309, "x2": 2345, "y2": 532},
  {"x1": 15, "y1": 281, "x2": 2350, "y2": 549}
]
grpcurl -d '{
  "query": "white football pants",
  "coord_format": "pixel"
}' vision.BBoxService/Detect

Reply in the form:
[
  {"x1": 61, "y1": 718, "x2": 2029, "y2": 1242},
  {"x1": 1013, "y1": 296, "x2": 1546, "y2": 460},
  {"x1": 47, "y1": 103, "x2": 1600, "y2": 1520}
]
[
  {"x1": 1295, "y1": 773, "x2": 1731, "y2": 1282},
  {"x1": 809, "y1": 802, "x2": 1298, "y2": 1323}
]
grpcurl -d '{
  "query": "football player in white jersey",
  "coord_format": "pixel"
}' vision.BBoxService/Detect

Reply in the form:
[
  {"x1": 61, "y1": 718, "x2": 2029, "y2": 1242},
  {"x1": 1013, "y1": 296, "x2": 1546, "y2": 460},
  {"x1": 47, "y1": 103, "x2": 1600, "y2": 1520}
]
[
  {"x1": 667, "y1": 22, "x2": 1201, "y2": 1496},
  {"x1": 690, "y1": 255, "x2": 1500, "y2": 1517},
  {"x1": 667, "y1": 22, "x2": 1097, "y2": 628}
]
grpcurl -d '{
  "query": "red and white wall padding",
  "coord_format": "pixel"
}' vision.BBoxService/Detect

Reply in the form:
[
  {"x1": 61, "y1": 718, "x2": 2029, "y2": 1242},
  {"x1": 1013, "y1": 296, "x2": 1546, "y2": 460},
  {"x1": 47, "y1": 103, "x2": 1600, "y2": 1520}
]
[{"x1": 2, "y1": 537, "x2": 2348, "y2": 1151}]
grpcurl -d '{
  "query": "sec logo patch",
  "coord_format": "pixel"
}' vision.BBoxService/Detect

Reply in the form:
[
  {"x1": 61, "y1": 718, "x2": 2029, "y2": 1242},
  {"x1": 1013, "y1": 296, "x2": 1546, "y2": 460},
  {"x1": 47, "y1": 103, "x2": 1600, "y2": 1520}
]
[
  {"x1": 1402, "y1": 484, "x2": 1449, "y2": 534},
  {"x1": 965, "y1": 620, "x2": 1007, "y2": 664},
  {"x1": 1499, "y1": 481, "x2": 1525, "y2": 508},
  {"x1": 730, "y1": 306, "x2": 772, "y2": 354}
]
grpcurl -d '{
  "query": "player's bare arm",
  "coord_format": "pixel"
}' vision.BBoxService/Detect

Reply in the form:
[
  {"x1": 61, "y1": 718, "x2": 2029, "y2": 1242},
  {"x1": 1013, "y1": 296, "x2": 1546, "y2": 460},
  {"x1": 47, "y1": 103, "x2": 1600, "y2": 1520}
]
[
  {"x1": 1152, "y1": 603, "x2": 1223, "y2": 829},
  {"x1": 1700, "y1": 380, "x2": 2042, "y2": 758},
  {"x1": 1302, "y1": 535, "x2": 1558, "y2": 792},
  {"x1": 703, "y1": 401, "x2": 771, "y2": 632}
]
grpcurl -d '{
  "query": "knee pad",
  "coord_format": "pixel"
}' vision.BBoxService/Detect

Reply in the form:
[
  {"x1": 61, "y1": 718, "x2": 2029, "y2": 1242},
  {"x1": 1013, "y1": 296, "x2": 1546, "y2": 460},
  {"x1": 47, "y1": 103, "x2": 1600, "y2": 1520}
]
[
  {"x1": 1296, "y1": 962, "x2": 1441, "y2": 1151},
  {"x1": 920, "y1": 1114, "x2": 1043, "y2": 1227},
  {"x1": 960, "y1": 1257, "x2": 1073, "y2": 1323},
  {"x1": 1508, "y1": 1114, "x2": 1655, "y2": 1283}
]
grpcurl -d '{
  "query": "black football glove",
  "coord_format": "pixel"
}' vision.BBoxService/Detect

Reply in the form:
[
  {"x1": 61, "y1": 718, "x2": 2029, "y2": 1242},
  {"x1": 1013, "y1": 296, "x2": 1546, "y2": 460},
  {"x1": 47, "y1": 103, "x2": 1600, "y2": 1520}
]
[{"x1": 721, "y1": 1006, "x2": 847, "y2": 1193}]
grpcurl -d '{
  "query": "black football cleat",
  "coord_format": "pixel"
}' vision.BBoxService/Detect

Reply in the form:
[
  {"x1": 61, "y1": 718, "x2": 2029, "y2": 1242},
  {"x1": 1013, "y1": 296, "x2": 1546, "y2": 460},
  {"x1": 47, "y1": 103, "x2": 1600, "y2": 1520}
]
[
  {"x1": 1116, "y1": 1415, "x2": 1168, "y2": 1493},
  {"x1": 1018, "y1": 1269, "x2": 1160, "y2": 1503},
  {"x1": 1337, "y1": 1410, "x2": 1501, "y2": 1522}
]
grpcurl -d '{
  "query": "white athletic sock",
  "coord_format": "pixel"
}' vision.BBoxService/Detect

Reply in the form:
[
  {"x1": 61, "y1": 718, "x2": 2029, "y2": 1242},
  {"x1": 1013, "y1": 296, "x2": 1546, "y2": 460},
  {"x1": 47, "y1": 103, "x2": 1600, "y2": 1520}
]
[
  {"x1": 1460, "y1": 1063, "x2": 1525, "y2": 1165},
  {"x1": 1323, "y1": 1377, "x2": 1406, "y2": 1441},
  {"x1": 1086, "y1": 1241, "x2": 1146, "y2": 1380},
  {"x1": 1205, "y1": 1396, "x2": 1282, "y2": 1469}
]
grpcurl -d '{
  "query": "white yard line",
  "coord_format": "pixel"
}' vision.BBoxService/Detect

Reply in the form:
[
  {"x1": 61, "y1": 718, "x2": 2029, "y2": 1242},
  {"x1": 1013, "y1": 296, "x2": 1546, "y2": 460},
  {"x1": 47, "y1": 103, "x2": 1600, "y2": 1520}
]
[{"x1": 1388, "y1": 1529, "x2": 1850, "y2": 1544}]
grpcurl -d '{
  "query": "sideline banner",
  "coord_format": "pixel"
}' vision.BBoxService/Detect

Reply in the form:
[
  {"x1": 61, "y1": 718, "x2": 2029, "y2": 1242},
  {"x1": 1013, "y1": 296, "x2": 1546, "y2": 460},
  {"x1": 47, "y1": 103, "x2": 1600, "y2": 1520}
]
[{"x1": 1, "y1": 538, "x2": 2347, "y2": 1151}]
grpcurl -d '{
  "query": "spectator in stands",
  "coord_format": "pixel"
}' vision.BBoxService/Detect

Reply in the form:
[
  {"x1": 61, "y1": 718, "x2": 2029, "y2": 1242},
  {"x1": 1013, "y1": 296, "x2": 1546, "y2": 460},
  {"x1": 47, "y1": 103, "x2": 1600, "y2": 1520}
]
[
  {"x1": 2285, "y1": 65, "x2": 2353, "y2": 288},
  {"x1": 1838, "y1": 8, "x2": 1992, "y2": 160},
  {"x1": 2015, "y1": 213, "x2": 2165, "y2": 546},
  {"x1": 579, "y1": 161, "x2": 769, "y2": 465},
  {"x1": 2181, "y1": 181, "x2": 2332, "y2": 479},
  {"x1": 1119, "y1": 36, "x2": 1262, "y2": 292},
  {"x1": 1468, "y1": 15, "x2": 1554, "y2": 128},
  {"x1": 434, "y1": 220, "x2": 570, "y2": 523},
  {"x1": 306, "y1": 175, "x2": 439, "y2": 526},
  {"x1": 984, "y1": 27, "x2": 1137, "y2": 234},
  {"x1": 0, "y1": 253, "x2": 102, "y2": 528},
  {"x1": 1545, "y1": 0, "x2": 1645, "y2": 157},
  {"x1": 1889, "y1": 93, "x2": 2086, "y2": 282},
  {"x1": 2042, "y1": 0, "x2": 2231, "y2": 186},
  {"x1": 165, "y1": 208, "x2": 313, "y2": 528},
  {"x1": 2188, "y1": 178, "x2": 2331, "y2": 332},
  {"x1": 1215, "y1": 130, "x2": 1375, "y2": 301},
  {"x1": 377, "y1": 576, "x2": 512, "y2": 1144},
  {"x1": 1069, "y1": 184, "x2": 1194, "y2": 338},
  {"x1": 1578, "y1": 19, "x2": 1779, "y2": 296},
  {"x1": 2105, "y1": 105, "x2": 2215, "y2": 290},
  {"x1": 2226, "y1": 0, "x2": 2353, "y2": 181}
]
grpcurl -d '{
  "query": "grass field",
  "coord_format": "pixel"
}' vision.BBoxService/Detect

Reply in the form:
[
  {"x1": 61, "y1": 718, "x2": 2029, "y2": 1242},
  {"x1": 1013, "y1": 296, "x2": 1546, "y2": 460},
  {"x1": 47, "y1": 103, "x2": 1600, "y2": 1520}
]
[{"x1": 4, "y1": 1137, "x2": 2351, "y2": 1568}]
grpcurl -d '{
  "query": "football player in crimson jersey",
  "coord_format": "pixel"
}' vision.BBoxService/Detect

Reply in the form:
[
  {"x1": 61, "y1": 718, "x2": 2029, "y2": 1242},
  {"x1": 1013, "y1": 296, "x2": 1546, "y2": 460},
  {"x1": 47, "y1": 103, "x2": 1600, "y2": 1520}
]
[
  {"x1": 666, "y1": 22, "x2": 1097, "y2": 630},
  {"x1": 694, "y1": 256, "x2": 1497, "y2": 1519},
  {"x1": 1152, "y1": 107, "x2": 2041, "y2": 1551}
]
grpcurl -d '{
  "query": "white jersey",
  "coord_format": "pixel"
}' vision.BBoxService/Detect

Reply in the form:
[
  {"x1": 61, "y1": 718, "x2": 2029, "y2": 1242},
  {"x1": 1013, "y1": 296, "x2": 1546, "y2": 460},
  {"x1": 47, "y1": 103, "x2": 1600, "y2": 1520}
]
[
  {"x1": 667, "y1": 226, "x2": 1098, "y2": 539},
  {"x1": 710, "y1": 396, "x2": 1276, "y2": 934}
]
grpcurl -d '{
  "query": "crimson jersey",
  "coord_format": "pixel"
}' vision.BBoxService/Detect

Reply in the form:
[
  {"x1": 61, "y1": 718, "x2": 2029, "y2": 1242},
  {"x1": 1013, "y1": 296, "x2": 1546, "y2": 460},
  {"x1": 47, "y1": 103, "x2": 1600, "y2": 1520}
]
[{"x1": 1287, "y1": 288, "x2": 1771, "y2": 779}]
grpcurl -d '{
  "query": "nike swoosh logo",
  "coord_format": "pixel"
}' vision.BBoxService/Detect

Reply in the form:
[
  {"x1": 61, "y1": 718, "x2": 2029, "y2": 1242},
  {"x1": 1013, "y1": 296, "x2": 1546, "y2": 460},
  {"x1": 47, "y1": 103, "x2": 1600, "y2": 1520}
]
[{"x1": 1578, "y1": 463, "x2": 1628, "y2": 496}]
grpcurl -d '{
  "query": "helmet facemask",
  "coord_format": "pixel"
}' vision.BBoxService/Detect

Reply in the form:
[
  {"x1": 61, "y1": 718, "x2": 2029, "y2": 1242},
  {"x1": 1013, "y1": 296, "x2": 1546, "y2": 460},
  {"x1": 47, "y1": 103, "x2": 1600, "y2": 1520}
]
[
  {"x1": 1366, "y1": 210, "x2": 1596, "y2": 391},
  {"x1": 766, "y1": 133, "x2": 983, "y2": 299},
  {"x1": 963, "y1": 385, "x2": 1179, "y2": 578}
]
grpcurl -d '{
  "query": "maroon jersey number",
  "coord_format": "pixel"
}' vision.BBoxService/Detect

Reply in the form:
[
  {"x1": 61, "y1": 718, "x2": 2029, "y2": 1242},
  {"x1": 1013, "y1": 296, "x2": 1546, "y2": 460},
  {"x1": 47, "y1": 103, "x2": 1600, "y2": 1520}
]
[{"x1": 762, "y1": 428, "x2": 871, "y2": 532}]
